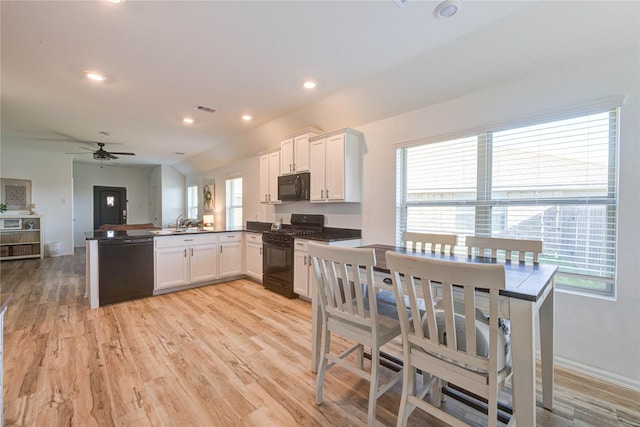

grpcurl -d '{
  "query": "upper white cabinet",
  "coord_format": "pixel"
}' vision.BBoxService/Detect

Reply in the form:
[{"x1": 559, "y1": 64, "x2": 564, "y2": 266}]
[
  {"x1": 280, "y1": 128, "x2": 322, "y2": 175},
  {"x1": 309, "y1": 128, "x2": 363, "y2": 203},
  {"x1": 259, "y1": 150, "x2": 281, "y2": 204}
]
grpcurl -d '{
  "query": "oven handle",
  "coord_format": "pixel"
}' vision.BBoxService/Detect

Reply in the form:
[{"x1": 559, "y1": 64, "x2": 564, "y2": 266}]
[{"x1": 262, "y1": 239, "x2": 292, "y2": 248}]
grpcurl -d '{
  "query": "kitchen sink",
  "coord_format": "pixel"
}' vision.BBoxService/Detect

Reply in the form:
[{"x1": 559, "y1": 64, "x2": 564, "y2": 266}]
[{"x1": 149, "y1": 228, "x2": 205, "y2": 235}]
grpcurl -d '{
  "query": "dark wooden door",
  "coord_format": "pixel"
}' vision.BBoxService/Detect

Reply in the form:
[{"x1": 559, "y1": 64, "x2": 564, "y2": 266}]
[{"x1": 93, "y1": 186, "x2": 127, "y2": 229}]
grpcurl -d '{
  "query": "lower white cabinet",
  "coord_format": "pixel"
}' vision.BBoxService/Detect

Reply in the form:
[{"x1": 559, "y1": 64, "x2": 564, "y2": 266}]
[
  {"x1": 294, "y1": 239, "x2": 315, "y2": 298},
  {"x1": 218, "y1": 232, "x2": 243, "y2": 278},
  {"x1": 245, "y1": 232, "x2": 263, "y2": 282},
  {"x1": 155, "y1": 234, "x2": 218, "y2": 290},
  {"x1": 293, "y1": 238, "x2": 363, "y2": 299}
]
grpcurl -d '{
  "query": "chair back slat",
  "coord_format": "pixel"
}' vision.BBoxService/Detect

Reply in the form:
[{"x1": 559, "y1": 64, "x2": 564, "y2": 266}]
[
  {"x1": 402, "y1": 232, "x2": 458, "y2": 255},
  {"x1": 386, "y1": 252, "x2": 506, "y2": 371},
  {"x1": 309, "y1": 243, "x2": 378, "y2": 328},
  {"x1": 466, "y1": 235, "x2": 542, "y2": 263}
]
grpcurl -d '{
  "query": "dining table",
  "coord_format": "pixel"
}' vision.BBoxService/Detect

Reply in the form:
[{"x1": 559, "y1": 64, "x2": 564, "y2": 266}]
[{"x1": 309, "y1": 244, "x2": 558, "y2": 426}]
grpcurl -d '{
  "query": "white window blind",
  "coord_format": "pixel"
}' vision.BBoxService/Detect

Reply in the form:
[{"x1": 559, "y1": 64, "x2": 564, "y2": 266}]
[{"x1": 397, "y1": 109, "x2": 618, "y2": 295}]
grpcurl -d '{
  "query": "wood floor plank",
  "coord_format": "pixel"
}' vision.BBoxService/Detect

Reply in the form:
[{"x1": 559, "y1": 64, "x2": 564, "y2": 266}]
[{"x1": 2, "y1": 250, "x2": 639, "y2": 426}]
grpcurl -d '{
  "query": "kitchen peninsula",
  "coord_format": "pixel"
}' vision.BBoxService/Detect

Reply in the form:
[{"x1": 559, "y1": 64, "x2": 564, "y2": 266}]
[
  {"x1": 85, "y1": 227, "x2": 245, "y2": 308},
  {"x1": 85, "y1": 221, "x2": 362, "y2": 308}
]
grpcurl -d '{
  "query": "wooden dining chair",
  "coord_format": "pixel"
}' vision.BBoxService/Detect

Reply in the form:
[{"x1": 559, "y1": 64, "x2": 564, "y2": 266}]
[
  {"x1": 466, "y1": 235, "x2": 543, "y2": 263},
  {"x1": 402, "y1": 231, "x2": 458, "y2": 255},
  {"x1": 308, "y1": 242, "x2": 403, "y2": 427},
  {"x1": 386, "y1": 251, "x2": 514, "y2": 427}
]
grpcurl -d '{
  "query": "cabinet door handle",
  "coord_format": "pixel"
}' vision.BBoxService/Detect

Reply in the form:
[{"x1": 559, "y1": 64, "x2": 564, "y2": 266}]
[
  {"x1": 220, "y1": 246, "x2": 223, "y2": 253},
  {"x1": 320, "y1": 189, "x2": 323, "y2": 199},
  {"x1": 184, "y1": 249, "x2": 187, "y2": 258},
  {"x1": 190, "y1": 248, "x2": 193, "y2": 257},
  {"x1": 326, "y1": 189, "x2": 329, "y2": 198}
]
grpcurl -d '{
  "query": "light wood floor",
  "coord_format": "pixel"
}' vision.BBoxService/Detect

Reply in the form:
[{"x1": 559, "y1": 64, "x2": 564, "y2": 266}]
[{"x1": 1, "y1": 251, "x2": 639, "y2": 426}]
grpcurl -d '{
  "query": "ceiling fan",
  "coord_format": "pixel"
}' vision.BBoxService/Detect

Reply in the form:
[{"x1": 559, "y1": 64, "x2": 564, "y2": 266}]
[{"x1": 76, "y1": 142, "x2": 136, "y2": 160}]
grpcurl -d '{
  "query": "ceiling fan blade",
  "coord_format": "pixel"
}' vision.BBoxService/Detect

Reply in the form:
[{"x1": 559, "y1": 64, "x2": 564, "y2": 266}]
[
  {"x1": 105, "y1": 152, "x2": 119, "y2": 160},
  {"x1": 79, "y1": 146, "x2": 94, "y2": 151},
  {"x1": 109, "y1": 152, "x2": 136, "y2": 156}
]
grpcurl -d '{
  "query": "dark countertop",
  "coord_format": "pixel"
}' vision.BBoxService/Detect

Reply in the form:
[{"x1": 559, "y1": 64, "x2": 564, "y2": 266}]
[
  {"x1": 84, "y1": 226, "x2": 245, "y2": 241},
  {"x1": 246, "y1": 221, "x2": 362, "y2": 242}
]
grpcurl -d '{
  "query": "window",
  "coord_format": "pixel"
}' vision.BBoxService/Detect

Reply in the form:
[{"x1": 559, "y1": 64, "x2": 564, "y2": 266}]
[
  {"x1": 397, "y1": 108, "x2": 618, "y2": 296},
  {"x1": 225, "y1": 177, "x2": 243, "y2": 228},
  {"x1": 187, "y1": 185, "x2": 198, "y2": 218}
]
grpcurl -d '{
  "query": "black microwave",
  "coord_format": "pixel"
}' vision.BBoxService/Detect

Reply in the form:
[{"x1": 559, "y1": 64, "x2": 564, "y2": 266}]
[{"x1": 278, "y1": 172, "x2": 310, "y2": 201}]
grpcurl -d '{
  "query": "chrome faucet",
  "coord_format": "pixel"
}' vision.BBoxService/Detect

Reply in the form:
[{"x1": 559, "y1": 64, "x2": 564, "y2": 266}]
[{"x1": 175, "y1": 214, "x2": 183, "y2": 230}]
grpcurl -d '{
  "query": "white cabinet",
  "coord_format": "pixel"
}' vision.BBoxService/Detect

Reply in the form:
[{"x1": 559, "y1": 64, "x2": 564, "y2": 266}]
[
  {"x1": 280, "y1": 129, "x2": 323, "y2": 175},
  {"x1": 294, "y1": 239, "x2": 314, "y2": 298},
  {"x1": 293, "y1": 238, "x2": 363, "y2": 299},
  {"x1": 218, "y1": 232, "x2": 243, "y2": 278},
  {"x1": 309, "y1": 128, "x2": 363, "y2": 203},
  {"x1": 259, "y1": 151, "x2": 281, "y2": 204},
  {"x1": 155, "y1": 234, "x2": 218, "y2": 290},
  {"x1": 0, "y1": 214, "x2": 44, "y2": 260},
  {"x1": 245, "y1": 232, "x2": 263, "y2": 282}
]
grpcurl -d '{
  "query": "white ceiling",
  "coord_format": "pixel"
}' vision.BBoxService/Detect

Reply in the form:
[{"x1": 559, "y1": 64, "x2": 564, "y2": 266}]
[{"x1": 2, "y1": 1, "x2": 637, "y2": 175}]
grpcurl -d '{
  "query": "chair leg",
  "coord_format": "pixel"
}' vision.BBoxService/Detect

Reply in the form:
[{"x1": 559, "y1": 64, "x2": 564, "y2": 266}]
[
  {"x1": 433, "y1": 379, "x2": 444, "y2": 408},
  {"x1": 397, "y1": 364, "x2": 416, "y2": 427},
  {"x1": 357, "y1": 344, "x2": 364, "y2": 369},
  {"x1": 367, "y1": 348, "x2": 380, "y2": 427},
  {"x1": 316, "y1": 328, "x2": 331, "y2": 405}
]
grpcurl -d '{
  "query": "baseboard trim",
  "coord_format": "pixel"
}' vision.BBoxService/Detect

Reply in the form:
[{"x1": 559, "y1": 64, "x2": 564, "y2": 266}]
[{"x1": 552, "y1": 355, "x2": 640, "y2": 393}]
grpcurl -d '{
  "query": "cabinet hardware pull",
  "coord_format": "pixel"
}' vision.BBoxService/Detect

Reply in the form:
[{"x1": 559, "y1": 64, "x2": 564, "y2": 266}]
[
  {"x1": 220, "y1": 246, "x2": 222, "y2": 253},
  {"x1": 190, "y1": 248, "x2": 193, "y2": 256},
  {"x1": 184, "y1": 249, "x2": 187, "y2": 257},
  {"x1": 303, "y1": 255, "x2": 307, "y2": 265},
  {"x1": 320, "y1": 189, "x2": 323, "y2": 199}
]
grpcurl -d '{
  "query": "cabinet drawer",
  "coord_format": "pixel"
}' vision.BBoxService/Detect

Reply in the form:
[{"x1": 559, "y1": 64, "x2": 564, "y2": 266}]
[
  {"x1": 219, "y1": 233, "x2": 242, "y2": 242},
  {"x1": 294, "y1": 239, "x2": 310, "y2": 251},
  {"x1": 155, "y1": 234, "x2": 218, "y2": 248},
  {"x1": 245, "y1": 232, "x2": 262, "y2": 243}
]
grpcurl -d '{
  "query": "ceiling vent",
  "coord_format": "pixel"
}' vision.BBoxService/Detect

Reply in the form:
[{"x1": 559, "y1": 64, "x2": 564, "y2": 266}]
[{"x1": 194, "y1": 105, "x2": 216, "y2": 113}]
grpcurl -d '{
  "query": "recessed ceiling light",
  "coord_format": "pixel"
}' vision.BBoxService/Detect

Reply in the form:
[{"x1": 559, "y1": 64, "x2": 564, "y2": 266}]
[
  {"x1": 105, "y1": 0, "x2": 125, "y2": 4},
  {"x1": 434, "y1": 0, "x2": 459, "y2": 18},
  {"x1": 85, "y1": 71, "x2": 106, "y2": 81},
  {"x1": 183, "y1": 117, "x2": 194, "y2": 124},
  {"x1": 242, "y1": 114, "x2": 252, "y2": 121},
  {"x1": 302, "y1": 80, "x2": 317, "y2": 89}
]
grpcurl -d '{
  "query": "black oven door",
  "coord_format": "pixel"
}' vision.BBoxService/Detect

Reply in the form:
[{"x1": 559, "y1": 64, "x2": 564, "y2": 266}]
[{"x1": 262, "y1": 239, "x2": 296, "y2": 298}]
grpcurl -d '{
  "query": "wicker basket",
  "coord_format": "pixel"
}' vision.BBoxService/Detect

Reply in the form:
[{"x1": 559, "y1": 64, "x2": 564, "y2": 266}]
[
  {"x1": 0, "y1": 246, "x2": 9, "y2": 257},
  {"x1": 1, "y1": 233, "x2": 22, "y2": 244},
  {"x1": 11, "y1": 245, "x2": 33, "y2": 256}
]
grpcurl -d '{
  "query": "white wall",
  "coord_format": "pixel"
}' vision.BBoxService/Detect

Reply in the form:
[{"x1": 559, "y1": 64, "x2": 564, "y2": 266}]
[
  {"x1": 160, "y1": 165, "x2": 186, "y2": 228},
  {"x1": 72, "y1": 163, "x2": 151, "y2": 247},
  {"x1": 356, "y1": 47, "x2": 640, "y2": 389},
  {"x1": 187, "y1": 46, "x2": 640, "y2": 389},
  {"x1": 0, "y1": 143, "x2": 74, "y2": 256}
]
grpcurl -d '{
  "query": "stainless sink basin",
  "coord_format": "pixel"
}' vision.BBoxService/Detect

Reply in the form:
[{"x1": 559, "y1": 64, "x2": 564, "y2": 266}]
[
  {"x1": 150, "y1": 229, "x2": 186, "y2": 235},
  {"x1": 150, "y1": 228, "x2": 204, "y2": 235}
]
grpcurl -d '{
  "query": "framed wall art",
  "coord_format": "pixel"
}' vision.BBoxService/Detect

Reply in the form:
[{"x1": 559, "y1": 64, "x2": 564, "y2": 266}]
[
  {"x1": 203, "y1": 180, "x2": 214, "y2": 213},
  {"x1": 1, "y1": 178, "x2": 32, "y2": 211}
]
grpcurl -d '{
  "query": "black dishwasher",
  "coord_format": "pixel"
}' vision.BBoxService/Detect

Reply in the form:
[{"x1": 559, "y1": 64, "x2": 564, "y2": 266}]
[{"x1": 98, "y1": 237, "x2": 154, "y2": 306}]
